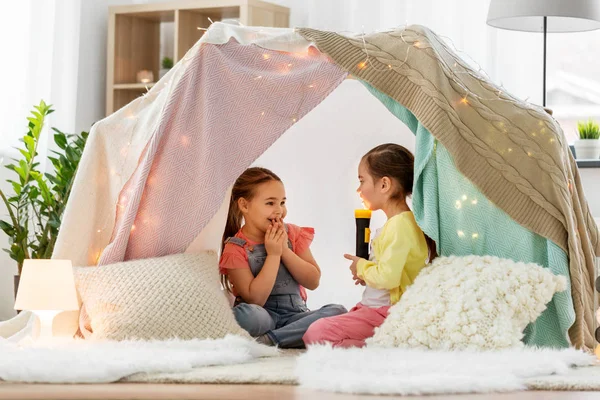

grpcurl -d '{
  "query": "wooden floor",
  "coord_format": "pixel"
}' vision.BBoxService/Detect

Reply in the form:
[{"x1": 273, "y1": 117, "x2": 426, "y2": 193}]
[{"x1": 1, "y1": 384, "x2": 600, "y2": 400}]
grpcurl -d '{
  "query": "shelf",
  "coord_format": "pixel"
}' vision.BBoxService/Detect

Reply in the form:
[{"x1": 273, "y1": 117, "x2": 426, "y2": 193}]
[
  {"x1": 114, "y1": 83, "x2": 156, "y2": 90},
  {"x1": 576, "y1": 159, "x2": 600, "y2": 168},
  {"x1": 569, "y1": 146, "x2": 600, "y2": 168},
  {"x1": 106, "y1": 0, "x2": 290, "y2": 115}
]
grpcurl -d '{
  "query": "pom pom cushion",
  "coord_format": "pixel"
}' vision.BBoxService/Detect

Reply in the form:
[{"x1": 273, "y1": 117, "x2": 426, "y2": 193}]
[
  {"x1": 367, "y1": 255, "x2": 567, "y2": 350},
  {"x1": 74, "y1": 252, "x2": 249, "y2": 341}
]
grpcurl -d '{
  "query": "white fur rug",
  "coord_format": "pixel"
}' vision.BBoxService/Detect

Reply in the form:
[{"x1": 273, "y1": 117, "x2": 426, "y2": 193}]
[
  {"x1": 0, "y1": 334, "x2": 277, "y2": 383},
  {"x1": 294, "y1": 345, "x2": 597, "y2": 395},
  {"x1": 126, "y1": 346, "x2": 600, "y2": 395},
  {"x1": 1, "y1": 314, "x2": 598, "y2": 395}
]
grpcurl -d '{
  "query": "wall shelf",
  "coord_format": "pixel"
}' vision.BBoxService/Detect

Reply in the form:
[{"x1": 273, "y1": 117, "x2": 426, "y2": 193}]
[
  {"x1": 113, "y1": 83, "x2": 156, "y2": 90},
  {"x1": 106, "y1": 0, "x2": 290, "y2": 115}
]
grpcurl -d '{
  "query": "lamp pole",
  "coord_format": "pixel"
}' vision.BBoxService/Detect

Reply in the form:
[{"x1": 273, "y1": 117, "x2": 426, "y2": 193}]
[{"x1": 543, "y1": 16, "x2": 547, "y2": 107}]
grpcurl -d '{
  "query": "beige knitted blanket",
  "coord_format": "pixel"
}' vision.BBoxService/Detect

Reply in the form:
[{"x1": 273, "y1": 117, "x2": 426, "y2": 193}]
[{"x1": 298, "y1": 25, "x2": 600, "y2": 350}]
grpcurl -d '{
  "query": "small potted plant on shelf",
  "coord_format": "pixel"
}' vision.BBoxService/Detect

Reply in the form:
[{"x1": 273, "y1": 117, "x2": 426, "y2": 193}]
[
  {"x1": 574, "y1": 119, "x2": 600, "y2": 160},
  {"x1": 159, "y1": 56, "x2": 174, "y2": 80}
]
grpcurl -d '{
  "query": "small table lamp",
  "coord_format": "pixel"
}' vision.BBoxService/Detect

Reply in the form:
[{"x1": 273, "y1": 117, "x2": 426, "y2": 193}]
[{"x1": 14, "y1": 259, "x2": 79, "y2": 339}]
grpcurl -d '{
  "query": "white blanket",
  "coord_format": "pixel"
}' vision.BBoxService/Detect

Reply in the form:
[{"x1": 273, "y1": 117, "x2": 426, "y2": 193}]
[
  {"x1": 295, "y1": 345, "x2": 596, "y2": 395},
  {"x1": 0, "y1": 334, "x2": 277, "y2": 383}
]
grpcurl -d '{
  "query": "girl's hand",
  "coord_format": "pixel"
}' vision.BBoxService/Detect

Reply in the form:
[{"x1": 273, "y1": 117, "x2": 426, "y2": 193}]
[
  {"x1": 265, "y1": 223, "x2": 284, "y2": 256},
  {"x1": 275, "y1": 217, "x2": 288, "y2": 251},
  {"x1": 344, "y1": 253, "x2": 360, "y2": 281}
]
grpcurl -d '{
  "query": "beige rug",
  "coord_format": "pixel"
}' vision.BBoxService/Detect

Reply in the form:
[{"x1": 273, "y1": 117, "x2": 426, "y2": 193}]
[
  {"x1": 124, "y1": 350, "x2": 299, "y2": 384},
  {"x1": 525, "y1": 365, "x2": 600, "y2": 391},
  {"x1": 126, "y1": 351, "x2": 600, "y2": 392}
]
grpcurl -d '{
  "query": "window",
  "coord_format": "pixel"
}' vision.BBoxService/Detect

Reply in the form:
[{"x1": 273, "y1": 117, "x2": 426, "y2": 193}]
[{"x1": 547, "y1": 30, "x2": 600, "y2": 144}]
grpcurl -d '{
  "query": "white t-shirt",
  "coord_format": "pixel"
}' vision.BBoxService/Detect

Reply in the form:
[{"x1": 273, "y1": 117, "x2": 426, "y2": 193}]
[{"x1": 360, "y1": 227, "x2": 391, "y2": 308}]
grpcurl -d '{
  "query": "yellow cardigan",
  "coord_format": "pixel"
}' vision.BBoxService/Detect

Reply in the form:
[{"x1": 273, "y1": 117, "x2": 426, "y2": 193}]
[{"x1": 356, "y1": 212, "x2": 428, "y2": 305}]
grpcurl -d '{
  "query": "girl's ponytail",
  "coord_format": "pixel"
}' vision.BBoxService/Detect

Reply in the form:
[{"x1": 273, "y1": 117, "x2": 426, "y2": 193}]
[
  {"x1": 425, "y1": 235, "x2": 437, "y2": 263},
  {"x1": 221, "y1": 195, "x2": 243, "y2": 252}
]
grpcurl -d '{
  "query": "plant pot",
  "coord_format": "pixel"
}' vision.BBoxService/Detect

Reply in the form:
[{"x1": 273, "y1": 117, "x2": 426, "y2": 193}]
[
  {"x1": 14, "y1": 274, "x2": 19, "y2": 299},
  {"x1": 14, "y1": 274, "x2": 20, "y2": 313},
  {"x1": 159, "y1": 68, "x2": 171, "y2": 80},
  {"x1": 574, "y1": 139, "x2": 600, "y2": 160}
]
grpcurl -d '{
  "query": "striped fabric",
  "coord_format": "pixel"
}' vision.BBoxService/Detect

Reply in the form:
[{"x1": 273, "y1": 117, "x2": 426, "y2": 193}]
[
  {"x1": 71, "y1": 40, "x2": 347, "y2": 336},
  {"x1": 362, "y1": 81, "x2": 574, "y2": 348},
  {"x1": 99, "y1": 40, "x2": 347, "y2": 265}
]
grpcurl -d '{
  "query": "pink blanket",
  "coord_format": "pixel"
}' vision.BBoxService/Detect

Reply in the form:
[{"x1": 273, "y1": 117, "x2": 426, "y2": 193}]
[{"x1": 80, "y1": 39, "x2": 346, "y2": 336}]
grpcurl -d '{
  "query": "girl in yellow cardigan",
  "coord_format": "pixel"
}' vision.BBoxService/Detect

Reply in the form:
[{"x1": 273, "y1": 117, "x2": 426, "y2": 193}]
[{"x1": 303, "y1": 143, "x2": 436, "y2": 348}]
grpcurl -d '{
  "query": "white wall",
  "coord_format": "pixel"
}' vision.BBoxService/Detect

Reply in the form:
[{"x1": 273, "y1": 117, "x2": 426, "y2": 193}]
[
  {"x1": 581, "y1": 169, "x2": 600, "y2": 217},
  {"x1": 254, "y1": 80, "x2": 415, "y2": 310}
]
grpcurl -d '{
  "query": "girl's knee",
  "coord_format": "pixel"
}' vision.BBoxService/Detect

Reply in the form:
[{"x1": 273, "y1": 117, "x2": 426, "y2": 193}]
[
  {"x1": 233, "y1": 303, "x2": 274, "y2": 336},
  {"x1": 321, "y1": 304, "x2": 347, "y2": 317},
  {"x1": 303, "y1": 318, "x2": 334, "y2": 345}
]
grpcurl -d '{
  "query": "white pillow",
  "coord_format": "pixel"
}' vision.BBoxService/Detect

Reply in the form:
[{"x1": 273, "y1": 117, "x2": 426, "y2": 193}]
[
  {"x1": 74, "y1": 252, "x2": 249, "y2": 341},
  {"x1": 367, "y1": 255, "x2": 567, "y2": 350}
]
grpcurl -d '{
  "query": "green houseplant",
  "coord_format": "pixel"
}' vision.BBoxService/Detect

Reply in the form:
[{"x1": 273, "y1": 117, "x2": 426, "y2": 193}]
[
  {"x1": 159, "y1": 56, "x2": 174, "y2": 80},
  {"x1": 0, "y1": 100, "x2": 88, "y2": 297},
  {"x1": 574, "y1": 119, "x2": 600, "y2": 160}
]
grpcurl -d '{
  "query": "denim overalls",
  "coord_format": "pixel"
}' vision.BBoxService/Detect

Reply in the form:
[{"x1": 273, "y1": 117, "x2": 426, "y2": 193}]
[{"x1": 226, "y1": 230, "x2": 347, "y2": 348}]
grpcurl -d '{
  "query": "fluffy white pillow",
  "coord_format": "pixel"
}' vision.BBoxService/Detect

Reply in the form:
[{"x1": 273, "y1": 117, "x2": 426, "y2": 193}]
[
  {"x1": 367, "y1": 255, "x2": 567, "y2": 350},
  {"x1": 74, "y1": 252, "x2": 249, "y2": 341}
]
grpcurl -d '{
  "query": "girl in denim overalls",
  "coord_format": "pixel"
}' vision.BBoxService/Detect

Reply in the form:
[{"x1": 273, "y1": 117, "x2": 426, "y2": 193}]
[{"x1": 219, "y1": 167, "x2": 347, "y2": 348}]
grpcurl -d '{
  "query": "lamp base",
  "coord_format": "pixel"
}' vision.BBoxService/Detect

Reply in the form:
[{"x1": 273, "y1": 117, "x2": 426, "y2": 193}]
[{"x1": 31, "y1": 310, "x2": 60, "y2": 340}]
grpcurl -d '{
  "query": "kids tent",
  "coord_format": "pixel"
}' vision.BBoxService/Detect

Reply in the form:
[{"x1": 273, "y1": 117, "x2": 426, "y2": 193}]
[{"x1": 53, "y1": 23, "x2": 599, "y2": 350}]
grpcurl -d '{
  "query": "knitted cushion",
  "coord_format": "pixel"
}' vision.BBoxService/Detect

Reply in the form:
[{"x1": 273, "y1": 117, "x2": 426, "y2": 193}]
[
  {"x1": 74, "y1": 252, "x2": 249, "y2": 341},
  {"x1": 367, "y1": 255, "x2": 567, "y2": 350}
]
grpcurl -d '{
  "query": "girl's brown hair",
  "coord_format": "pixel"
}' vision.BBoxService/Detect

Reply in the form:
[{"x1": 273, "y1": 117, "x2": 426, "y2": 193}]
[
  {"x1": 221, "y1": 167, "x2": 282, "y2": 291},
  {"x1": 362, "y1": 143, "x2": 437, "y2": 262}
]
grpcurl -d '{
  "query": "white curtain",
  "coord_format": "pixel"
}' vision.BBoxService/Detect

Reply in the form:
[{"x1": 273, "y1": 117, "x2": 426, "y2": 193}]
[{"x1": 0, "y1": 0, "x2": 93, "y2": 320}]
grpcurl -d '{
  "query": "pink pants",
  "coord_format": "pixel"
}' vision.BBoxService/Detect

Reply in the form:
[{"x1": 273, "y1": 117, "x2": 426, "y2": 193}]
[{"x1": 302, "y1": 303, "x2": 390, "y2": 348}]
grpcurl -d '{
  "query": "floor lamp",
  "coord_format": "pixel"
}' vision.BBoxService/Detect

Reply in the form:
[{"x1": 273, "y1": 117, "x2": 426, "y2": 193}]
[{"x1": 487, "y1": 0, "x2": 600, "y2": 107}]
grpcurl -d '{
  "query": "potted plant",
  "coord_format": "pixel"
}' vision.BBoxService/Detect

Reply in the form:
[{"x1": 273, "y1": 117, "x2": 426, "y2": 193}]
[
  {"x1": 0, "y1": 100, "x2": 88, "y2": 298},
  {"x1": 159, "y1": 56, "x2": 174, "y2": 80},
  {"x1": 574, "y1": 119, "x2": 600, "y2": 160}
]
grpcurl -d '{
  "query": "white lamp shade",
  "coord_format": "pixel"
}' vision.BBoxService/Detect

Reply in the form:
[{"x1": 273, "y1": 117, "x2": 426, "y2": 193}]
[
  {"x1": 487, "y1": 0, "x2": 600, "y2": 32},
  {"x1": 14, "y1": 259, "x2": 79, "y2": 311}
]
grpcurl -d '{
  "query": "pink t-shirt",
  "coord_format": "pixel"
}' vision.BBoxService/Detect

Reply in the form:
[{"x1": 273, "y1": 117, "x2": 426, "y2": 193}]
[{"x1": 220, "y1": 223, "x2": 315, "y2": 300}]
